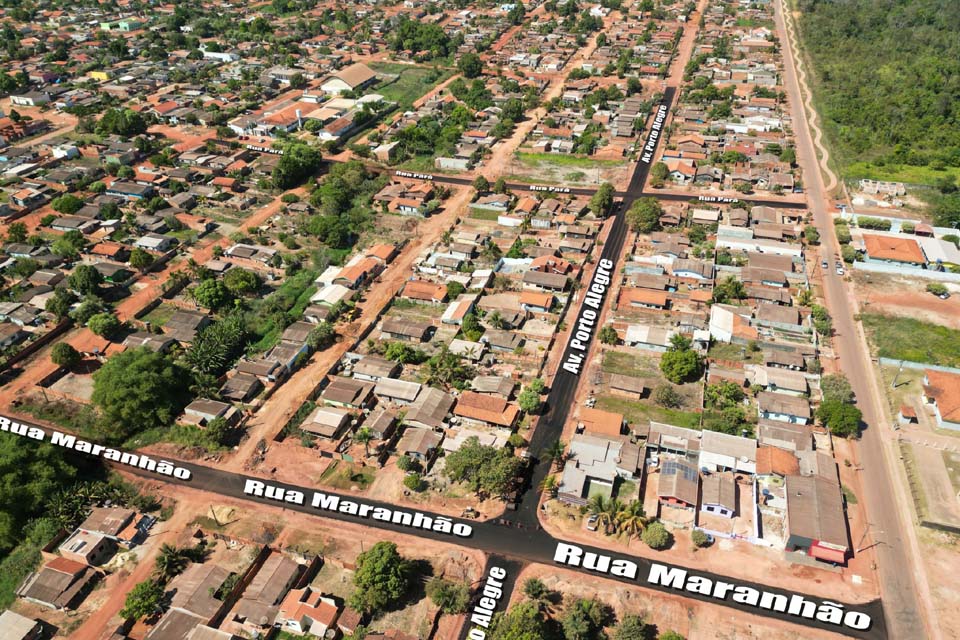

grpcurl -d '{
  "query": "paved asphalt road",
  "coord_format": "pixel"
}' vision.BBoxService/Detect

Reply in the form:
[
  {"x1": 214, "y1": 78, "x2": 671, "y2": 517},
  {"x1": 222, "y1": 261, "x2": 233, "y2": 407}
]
[
  {"x1": 113, "y1": 458, "x2": 884, "y2": 639},
  {"x1": 772, "y1": 0, "x2": 925, "y2": 637}
]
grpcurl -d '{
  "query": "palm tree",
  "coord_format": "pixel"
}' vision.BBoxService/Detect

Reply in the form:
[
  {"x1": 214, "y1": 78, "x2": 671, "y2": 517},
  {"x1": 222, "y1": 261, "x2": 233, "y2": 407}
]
[
  {"x1": 616, "y1": 499, "x2": 648, "y2": 540},
  {"x1": 154, "y1": 544, "x2": 190, "y2": 580},
  {"x1": 354, "y1": 426, "x2": 373, "y2": 457},
  {"x1": 588, "y1": 496, "x2": 621, "y2": 534},
  {"x1": 488, "y1": 311, "x2": 505, "y2": 330},
  {"x1": 544, "y1": 440, "x2": 567, "y2": 471},
  {"x1": 539, "y1": 474, "x2": 559, "y2": 498}
]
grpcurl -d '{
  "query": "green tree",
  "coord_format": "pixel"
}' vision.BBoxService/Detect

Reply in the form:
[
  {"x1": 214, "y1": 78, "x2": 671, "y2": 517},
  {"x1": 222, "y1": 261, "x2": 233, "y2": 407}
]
[
  {"x1": 821, "y1": 373, "x2": 855, "y2": 404},
  {"x1": 626, "y1": 197, "x2": 662, "y2": 233},
  {"x1": 544, "y1": 439, "x2": 567, "y2": 470},
  {"x1": 817, "y1": 399, "x2": 862, "y2": 438},
  {"x1": 473, "y1": 175, "x2": 490, "y2": 193},
  {"x1": 712, "y1": 276, "x2": 746, "y2": 303},
  {"x1": 384, "y1": 341, "x2": 426, "y2": 364},
  {"x1": 523, "y1": 577, "x2": 550, "y2": 603},
  {"x1": 154, "y1": 543, "x2": 190, "y2": 580},
  {"x1": 92, "y1": 348, "x2": 193, "y2": 442},
  {"x1": 51, "y1": 194, "x2": 84, "y2": 215},
  {"x1": 659, "y1": 632, "x2": 685, "y2": 640},
  {"x1": 87, "y1": 312, "x2": 121, "y2": 338},
  {"x1": 691, "y1": 529, "x2": 711, "y2": 548},
  {"x1": 97, "y1": 108, "x2": 148, "y2": 137},
  {"x1": 494, "y1": 176, "x2": 508, "y2": 194},
  {"x1": 458, "y1": 52, "x2": 483, "y2": 78},
  {"x1": 589, "y1": 182, "x2": 615, "y2": 217},
  {"x1": 273, "y1": 143, "x2": 322, "y2": 189},
  {"x1": 192, "y1": 279, "x2": 232, "y2": 310},
  {"x1": 426, "y1": 577, "x2": 470, "y2": 614},
  {"x1": 443, "y1": 437, "x2": 521, "y2": 497},
  {"x1": 598, "y1": 325, "x2": 618, "y2": 345},
  {"x1": 660, "y1": 341, "x2": 703, "y2": 384},
  {"x1": 653, "y1": 383, "x2": 682, "y2": 408},
  {"x1": 518, "y1": 387, "x2": 542, "y2": 414},
  {"x1": 6, "y1": 222, "x2": 27, "y2": 243},
  {"x1": 68, "y1": 264, "x2": 103, "y2": 295},
  {"x1": 51, "y1": 342, "x2": 82, "y2": 368},
  {"x1": 223, "y1": 268, "x2": 261, "y2": 296},
  {"x1": 489, "y1": 601, "x2": 551, "y2": 640},
  {"x1": 181, "y1": 313, "x2": 247, "y2": 377},
  {"x1": 446, "y1": 281, "x2": 466, "y2": 299},
  {"x1": 307, "y1": 322, "x2": 336, "y2": 350},
  {"x1": 348, "y1": 541, "x2": 412, "y2": 614},
  {"x1": 641, "y1": 521, "x2": 671, "y2": 550},
  {"x1": 120, "y1": 580, "x2": 164, "y2": 620},
  {"x1": 46, "y1": 288, "x2": 77, "y2": 320},
  {"x1": 354, "y1": 426, "x2": 374, "y2": 456},
  {"x1": 403, "y1": 472, "x2": 423, "y2": 491},
  {"x1": 562, "y1": 598, "x2": 611, "y2": 640},
  {"x1": 129, "y1": 248, "x2": 155, "y2": 271},
  {"x1": 614, "y1": 615, "x2": 652, "y2": 640}
]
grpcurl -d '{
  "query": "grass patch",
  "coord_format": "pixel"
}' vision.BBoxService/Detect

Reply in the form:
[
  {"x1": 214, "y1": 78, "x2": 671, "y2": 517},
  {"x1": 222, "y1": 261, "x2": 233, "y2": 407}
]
[
  {"x1": 369, "y1": 63, "x2": 454, "y2": 110},
  {"x1": 516, "y1": 152, "x2": 621, "y2": 169},
  {"x1": 395, "y1": 155, "x2": 447, "y2": 173},
  {"x1": 601, "y1": 350, "x2": 659, "y2": 378},
  {"x1": 317, "y1": 460, "x2": 376, "y2": 490},
  {"x1": 707, "y1": 341, "x2": 764, "y2": 364},
  {"x1": 19, "y1": 397, "x2": 97, "y2": 436},
  {"x1": 595, "y1": 394, "x2": 701, "y2": 429},
  {"x1": 841, "y1": 485, "x2": 858, "y2": 505},
  {"x1": 861, "y1": 314, "x2": 960, "y2": 367},
  {"x1": 140, "y1": 302, "x2": 177, "y2": 327},
  {"x1": 0, "y1": 543, "x2": 42, "y2": 609},
  {"x1": 124, "y1": 424, "x2": 230, "y2": 453},
  {"x1": 844, "y1": 162, "x2": 960, "y2": 187},
  {"x1": 468, "y1": 208, "x2": 501, "y2": 221}
]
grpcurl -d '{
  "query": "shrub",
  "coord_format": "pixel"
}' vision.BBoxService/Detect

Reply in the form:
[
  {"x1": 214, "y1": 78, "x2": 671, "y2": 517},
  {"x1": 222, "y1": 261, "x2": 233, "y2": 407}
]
[
  {"x1": 403, "y1": 472, "x2": 424, "y2": 492},
  {"x1": 642, "y1": 521, "x2": 672, "y2": 550},
  {"x1": 691, "y1": 529, "x2": 711, "y2": 548}
]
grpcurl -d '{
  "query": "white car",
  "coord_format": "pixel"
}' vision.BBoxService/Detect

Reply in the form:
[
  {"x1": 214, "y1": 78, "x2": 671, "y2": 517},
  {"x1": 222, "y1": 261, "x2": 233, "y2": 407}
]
[{"x1": 836, "y1": 265, "x2": 845, "y2": 276}]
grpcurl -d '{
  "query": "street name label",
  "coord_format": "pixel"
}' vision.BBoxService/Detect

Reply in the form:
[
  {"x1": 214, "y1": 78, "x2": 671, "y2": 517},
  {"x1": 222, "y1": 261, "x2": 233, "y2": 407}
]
[
  {"x1": 640, "y1": 103, "x2": 669, "y2": 165},
  {"x1": 0, "y1": 415, "x2": 192, "y2": 480},
  {"x1": 243, "y1": 479, "x2": 473, "y2": 538},
  {"x1": 553, "y1": 543, "x2": 872, "y2": 632},
  {"x1": 466, "y1": 565, "x2": 508, "y2": 639},
  {"x1": 562, "y1": 258, "x2": 615, "y2": 375},
  {"x1": 395, "y1": 170, "x2": 434, "y2": 180}
]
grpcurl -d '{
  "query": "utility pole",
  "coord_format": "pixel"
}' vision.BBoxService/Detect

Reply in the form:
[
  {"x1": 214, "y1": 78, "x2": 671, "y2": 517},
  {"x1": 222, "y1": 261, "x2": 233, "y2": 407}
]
[{"x1": 891, "y1": 359, "x2": 905, "y2": 389}]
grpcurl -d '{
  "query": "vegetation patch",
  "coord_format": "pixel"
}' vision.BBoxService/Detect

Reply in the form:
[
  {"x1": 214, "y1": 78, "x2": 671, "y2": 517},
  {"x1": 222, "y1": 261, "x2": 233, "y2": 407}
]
[{"x1": 861, "y1": 314, "x2": 960, "y2": 367}]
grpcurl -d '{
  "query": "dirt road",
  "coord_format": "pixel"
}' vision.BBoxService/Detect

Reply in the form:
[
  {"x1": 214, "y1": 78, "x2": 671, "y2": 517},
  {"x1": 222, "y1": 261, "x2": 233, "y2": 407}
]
[
  {"x1": 775, "y1": 0, "x2": 937, "y2": 637},
  {"x1": 224, "y1": 185, "x2": 472, "y2": 471}
]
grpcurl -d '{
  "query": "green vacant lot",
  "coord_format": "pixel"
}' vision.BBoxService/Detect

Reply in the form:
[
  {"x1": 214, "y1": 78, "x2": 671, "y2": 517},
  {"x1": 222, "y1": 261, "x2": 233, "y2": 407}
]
[
  {"x1": 595, "y1": 394, "x2": 701, "y2": 430},
  {"x1": 516, "y1": 152, "x2": 621, "y2": 170},
  {"x1": 845, "y1": 162, "x2": 960, "y2": 187},
  {"x1": 861, "y1": 314, "x2": 960, "y2": 367},
  {"x1": 369, "y1": 62, "x2": 453, "y2": 110}
]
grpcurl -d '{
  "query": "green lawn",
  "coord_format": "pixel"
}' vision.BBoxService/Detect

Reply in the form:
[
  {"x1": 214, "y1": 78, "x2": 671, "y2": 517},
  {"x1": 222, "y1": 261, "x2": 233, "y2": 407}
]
[
  {"x1": 369, "y1": 62, "x2": 454, "y2": 110},
  {"x1": 601, "y1": 350, "x2": 659, "y2": 378},
  {"x1": 468, "y1": 208, "x2": 500, "y2": 221},
  {"x1": 861, "y1": 314, "x2": 960, "y2": 367},
  {"x1": 707, "y1": 341, "x2": 764, "y2": 364},
  {"x1": 516, "y1": 152, "x2": 622, "y2": 169},
  {"x1": 396, "y1": 155, "x2": 445, "y2": 173},
  {"x1": 844, "y1": 161, "x2": 960, "y2": 187},
  {"x1": 140, "y1": 302, "x2": 177, "y2": 327},
  {"x1": 595, "y1": 394, "x2": 701, "y2": 429}
]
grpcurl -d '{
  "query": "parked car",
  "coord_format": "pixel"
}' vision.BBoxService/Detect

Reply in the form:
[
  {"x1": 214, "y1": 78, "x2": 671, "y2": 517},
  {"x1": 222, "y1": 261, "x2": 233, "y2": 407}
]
[
  {"x1": 836, "y1": 264, "x2": 845, "y2": 276},
  {"x1": 821, "y1": 260, "x2": 828, "y2": 269},
  {"x1": 586, "y1": 514, "x2": 599, "y2": 531},
  {"x1": 940, "y1": 292, "x2": 951, "y2": 300}
]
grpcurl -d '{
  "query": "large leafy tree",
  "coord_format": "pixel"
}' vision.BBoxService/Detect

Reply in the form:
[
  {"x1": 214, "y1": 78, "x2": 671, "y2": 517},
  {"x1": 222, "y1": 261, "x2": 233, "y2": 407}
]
[
  {"x1": 443, "y1": 436, "x2": 523, "y2": 497},
  {"x1": 92, "y1": 348, "x2": 193, "y2": 442},
  {"x1": 273, "y1": 143, "x2": 321, "y2": 189},
  {"x1": 181, "y1": 312, "x2": 247, "y2": 377},
  {"x1": 0, "y1": 434, "x2": 87, "y2": 553},
  {"x1": 120, "y1": 580, "x2": 164, "y2": 620},
  {"x1": 659, "y1": 336, "x2": 703, "y2": 384},
  {"x1": 562, "y1": 598, "x2": 612, "y2": 640},
  {"x1": 489, "y1": 601, "x2": 552, "y2": 640},
  {"x1": 348, "y1": 541, "x2": 412, "y2": 613},
  {"x1": 817, "y1": 399, "x2": 862, "y2": 438},
  {"x1": 68, "y1": 264, "x2": 103, "y2": 295},
  {"x1": 589, "y1": 182, "x2": 614, "y2": 217},
  {"x1": 626, "y1": 197, "x2": 662, "y2": 233}
]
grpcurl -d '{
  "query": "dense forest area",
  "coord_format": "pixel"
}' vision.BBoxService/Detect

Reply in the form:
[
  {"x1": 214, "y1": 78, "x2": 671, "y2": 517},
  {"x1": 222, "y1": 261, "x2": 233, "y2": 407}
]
[{"x1": 796, "y1": 0, "x2": 960, "y2": 176}]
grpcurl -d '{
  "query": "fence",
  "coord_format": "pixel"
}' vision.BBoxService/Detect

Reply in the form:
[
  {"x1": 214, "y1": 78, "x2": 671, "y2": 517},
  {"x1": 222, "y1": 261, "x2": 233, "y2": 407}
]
[
  {"x1": 878, "y1": 357, "x2": 960, "y2": 376},
  {"x1": 853, "y1": 259, "x2": 960, "y2": 282}
]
